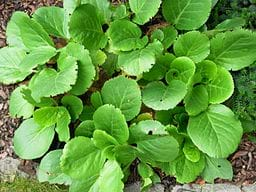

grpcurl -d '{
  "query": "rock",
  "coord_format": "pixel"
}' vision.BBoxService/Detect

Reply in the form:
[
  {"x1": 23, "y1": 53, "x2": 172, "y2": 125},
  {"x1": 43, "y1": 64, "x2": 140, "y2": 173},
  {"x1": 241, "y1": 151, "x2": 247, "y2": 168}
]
[
  {"x1": 124, "y1": 182, "x2": 140, "y2": 192},
  {"x1": 172, "y1": 184, "x2": 241, "y2": 192},
  {"x1": 0, "y1": 157, "x2": 20, "y2": 182},
  {"x1": 149, "y1": 184, "x2": 165, "y2": 192},
  {"x1": 242, "y1": 185, "x2": 256, "y2": 192}
]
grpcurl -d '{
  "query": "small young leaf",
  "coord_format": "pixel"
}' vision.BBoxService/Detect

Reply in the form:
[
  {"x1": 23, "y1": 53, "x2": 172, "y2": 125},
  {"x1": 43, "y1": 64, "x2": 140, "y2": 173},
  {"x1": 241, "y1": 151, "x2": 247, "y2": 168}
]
[
  {"x1": 202, "y1": 155, "x2": 233, "y2": 183},
  {"x1": 195, "y1": 60, "x2": 218, "y2": 83},
  {"x1": 90, "y1": 50, "x2": 107, "y2": 66},
  {"x1": 207, "y1": 67, "x2": 234, "y2": 104},
  {"x1": 184, "y1": 85, "x2": 208, "y2": 116},
  {"x1": 93, "y1": 104, "x2": 129, "y2": 144},
  {"x1": 61, "y1": 95, "x2": 83, "y2": 122},
  {"x1": 79, "y1": 106, "x2": 95, "y2": 121},
  {"x1": 61, "y1": 137, "x2": 106, "y2": 180},
  {"x1": 93, "y1": 130, "x2": 119, "y2": 150},
  {"x1": 114, "y1": 145, "x2": 138, "y2": 165},
  {"x1": 166, "y1": 57, "x2": 196, "y2": 85},
  {"x1": 69, "y1": 4, "x2": 107, "y2": 50},
  {"x1": 208, "y1": 29, "x2": 256, "y2": 70},
  {"x1": 169, "y1": 152, "x2": 205, "y2": 183},
  {"x1": 162, "y1": 0, "x2": 211, "y2": 30},
  {"x1": 112, "y1": 4, "x2": 128, "y2": 20},
  {"x1": 90, "y1": 91, "x2": 103, "y2": 109},
  {"x1": 37, "y1": 150, "x2": 72, "y2": 185},
  {"x1": 174, "y1": 31, "x2": 210, "y2": 63},
  {"x1": 161, "y1": 26, "x2": 177, "y2": 49},
  {"x1": 33, "y1": 6, "x2": 69, "y2": 38},
  {"x1": 188, "y1": 104, "x2": 243, "y2": 158},
  {"x1": 183, "y1": 140, "x2": 201, "y2": 163},
  {"x1": 215, "y1": 17, "x2": 245, "y2": 30},
  {"x1": 129, "y1": 0, "x2": 161, "y2": 25},
  {"x1": 9, "y1": 85, "x2": 34, "y2": 119},
  {"x1": 101, "y1": 76, "x2": 142, "y2": 121},
  {"x1": 14, "y1": 118, "x2": 55, "y2": 159},
  {"x1": 75, "y1": 120, "x2": 95, "y2": 138},
  {"x1": 138, "y1": 162, "x2": 153, "y2": 178},
  {"x1": 142, "y1": 80, "x2": 187, "y2": 111},
  {"x1": 63, "y1": 0, "x2": 80, "y2": 14},
  {"x1": 107, "y1": 19, "x2": 148, "y2": 52}
]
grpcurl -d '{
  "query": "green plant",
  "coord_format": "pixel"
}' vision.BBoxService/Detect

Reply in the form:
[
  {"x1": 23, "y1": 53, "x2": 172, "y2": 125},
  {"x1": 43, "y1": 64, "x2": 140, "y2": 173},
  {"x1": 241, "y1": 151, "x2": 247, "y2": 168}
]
[{"x1": 1, "y1": 0, "x2": 256, "y2": 191}]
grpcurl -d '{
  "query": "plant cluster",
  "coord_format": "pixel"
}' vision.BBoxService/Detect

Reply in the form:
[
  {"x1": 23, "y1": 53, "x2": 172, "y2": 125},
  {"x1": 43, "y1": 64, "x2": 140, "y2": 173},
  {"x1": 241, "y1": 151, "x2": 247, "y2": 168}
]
[{"x1": 1, "y1": 0, "x2": 256, "y2": 191}]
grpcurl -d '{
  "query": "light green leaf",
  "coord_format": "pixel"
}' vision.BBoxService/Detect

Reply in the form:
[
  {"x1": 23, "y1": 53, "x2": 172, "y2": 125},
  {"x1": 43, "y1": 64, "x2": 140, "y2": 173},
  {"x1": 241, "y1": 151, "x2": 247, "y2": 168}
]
[
  {"x1": 161, "y1": 26, "x2": 178, "y2": 49},
  {"x1": 208, "y1": 29, "x2": 256, "y2": 70},
  {"x1": 9, "y1": 85, "x2": 34, "y2": 119},
  {"x1": 166, "y1": 57, "x2": 196, "y2": 85},
  {"x1": 75, "y1": 120, "x2": 95, "y2": 138},
  {"x1": 29, "y1": 54, "x2": 78, "y2": 102},
  {"x1": 174, "y1": 31, "x2": 210, "y2": 63},
  {"x1": 114, "y1": 145, "x2": 138, "y2": 165},
  {"x1": 195, "y1": 60, "x2": 218, "y2": 83},
  {"x1": 90, "y1": 91, "x2": 103, "y2": 109},
  {"x1": 107, "y1": 19, "x2": 148, "y2": 51},
  {"x1": 202, "y1": 156, "x2": 233, "y2": 183},
  {"x1": 162, "y1": 0, "x2": 211, "y2": 30},
  {"x1": 89, "y1": 160, "x2": 124, "y2": 192},
  {"x1": 207, "y1": 67, "x2": 234, "y2": 104},
  {"x1": 34, "y1": 107, "x2": 71, "y2": 142},
  {"x1": 63, "y1": 0, "x2": 80, "y2": 14},
  {"x1": 188, "y1": 104, "x2": 243, "y2": 158},
  {"x1": 81, "y1": 0, "x2": 112, "y2": 23},
  {"x1": 142, "y1": 80, "x2": 187, "y2": 111},
  {"x1": 101, "y1": 76, "x2": 142, "y2": 121},
  {"x1": 69, "y1": 4, "x2": 107, "y2": 50},
  {"x1": 61, "y1": 95, "x2": 83, "y2": 122},
  {"x1": 93, "y1": 130, "x2": 119, "y2": 150},
  {"x1": 61, "y1": 137, "x2": 105, "y2": 180},
  {"x1": 118, "y1": 44, "x2": 156, "y2": 76},
  {"x1": 19, "y1": 46, "x2": 56, "y2": 70},
  {"x1": 93, "y1": 104, "x2": 129, "y2": 144},
  {"x1": 137, "y1": 135, "x2": 180, "y2": 162},
  {"x1": 112, "y1": 4, "x2": 128, "y2": 20},
  {"x1": 13, "y1": 118, "x2": 55, "y2": 159},
  {"x1": 143, "y1": 53, "x2": 176, "y2": 81},
  {"x1": 184, "y1": 85, "x2": 208, "y2": 116},
  {"x1": 37, "y1": 150, "x2": 72, "y2": 185},
  {"x1": 33, "y1": 6, "x2": 69, "y2": 38},
  {"x1": 151, "y1": 29, "x2": 164, "y2": 42},
  {"x1": 215, "y1": 17, "x2": 245, "y2": 30},
  {"x1": 102, "y1": 53, "x2": 118, "y2": 76},
  {"x1": 183, "y1": 140, "x2": 201, "y2": 163},
  {"x1": 90, "y1": 50, "x2": 107, "y2": 66},
  {"x1": 138, "y1": 162, "x2": 153, "y2": 178},
  {"x1": 64, "y1": 43, "x2": 96, "y2": 95},
  {"x1": 129, "y1": 120, "x2": 167, "y2": 143},
  {"x1": 0, "y1": 47, "x2": 30, "y2": 84},
  {"x1": 129, "y1": 0, "x2": 161, "y2": 25},
  {"x1": 169, "y1": 152, "x2": 205, "y2": 183},
  {"x1": 6, "y1": 12, "x2": 54, "y2": 50}
]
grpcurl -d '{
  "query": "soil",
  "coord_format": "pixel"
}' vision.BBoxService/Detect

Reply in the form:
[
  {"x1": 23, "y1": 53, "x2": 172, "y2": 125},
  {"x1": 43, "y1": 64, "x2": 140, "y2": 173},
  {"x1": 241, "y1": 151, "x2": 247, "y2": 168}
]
[{"x1": 0, "y1": 0, "x2": 255, "y2": 187}]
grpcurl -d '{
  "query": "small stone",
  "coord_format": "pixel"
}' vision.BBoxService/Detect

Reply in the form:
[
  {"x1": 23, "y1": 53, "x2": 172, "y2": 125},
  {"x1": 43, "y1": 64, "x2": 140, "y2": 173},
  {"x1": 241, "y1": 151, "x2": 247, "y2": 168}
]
[
  {"x1": 172, "y1": 184, "x2": 241, "y2": 192},
  {"x1": 0, "y1": 157, "x2": 20, "y2": 182},
  {"x1": 242, "y1": 185, "x2": 256, "y2": 192},
  {"x1": 149, "y1": 184, "x2": 165, "y2": 192},
  {"x1": 124, "y1": 182, "x2": 140, "y2": 192}
]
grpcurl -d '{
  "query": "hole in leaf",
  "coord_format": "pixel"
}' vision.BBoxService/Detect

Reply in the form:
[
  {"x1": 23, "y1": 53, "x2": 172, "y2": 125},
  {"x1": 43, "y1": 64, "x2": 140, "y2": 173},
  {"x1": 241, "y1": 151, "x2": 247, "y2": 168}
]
[
  {"x1": 148, "y1": 130, "x2": 153, "y2": 135},
  {"x1": 102, "y1": 24, "x2": 109, "y2": 32}
]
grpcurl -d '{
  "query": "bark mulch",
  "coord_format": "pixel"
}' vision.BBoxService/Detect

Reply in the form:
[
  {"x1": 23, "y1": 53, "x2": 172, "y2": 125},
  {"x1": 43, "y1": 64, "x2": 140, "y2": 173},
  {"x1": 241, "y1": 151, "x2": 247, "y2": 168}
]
[{"x1": 0, "y1": 0, "x2": 255, "y2": 186}]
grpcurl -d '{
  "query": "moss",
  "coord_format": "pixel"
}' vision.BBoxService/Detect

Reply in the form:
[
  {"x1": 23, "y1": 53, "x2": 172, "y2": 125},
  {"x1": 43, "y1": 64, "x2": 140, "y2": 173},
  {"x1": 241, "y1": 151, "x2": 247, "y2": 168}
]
[{"x1": 0, "y1": 177, "x2": 68, "y2": 192}]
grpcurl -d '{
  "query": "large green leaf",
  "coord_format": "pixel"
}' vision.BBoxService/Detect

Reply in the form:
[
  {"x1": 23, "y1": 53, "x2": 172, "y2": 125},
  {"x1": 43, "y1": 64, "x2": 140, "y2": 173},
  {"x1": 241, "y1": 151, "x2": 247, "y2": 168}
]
[
  {"x1": 60, "y1": 137, "x2": 106, "y2": 180},
  {"x1": 0, "y1": 47, "x2": 30, "y2": 84},
  {"x1": 129, "y1": 0, "x2": 161, "y2": 25},
  {"x1": 206, "y1": 67, "x2": 234, "y2": 104},
  {"x1": 208, "y1": 29, "x2": 256, "y2": 71},
  {"x1": 89, "y1": 160, "x2": 124, "y2": 192},
  {"x1": 93, "y1": 104, "x2": 129, "y2": 144},
  {"x1": 69, "y1": 4, "x2": 107, "y2": 50},
  {"x1": 33, "y1": 6, "x2": 69, "y2": 38},
  {"x1": 81, "y1": 0, "x2": 112, "y2": 23},
  {"x1": 142, "y1": 80, "x2": 187, "y2": 111},
  {"x1": 6, "y1": 12, "x2": 54, "y2": 50},
  {"x1": 162, "y1": 0, "x2": 211, "y2": 30},
  {"x1": 137, "y1": 135, "x2": 180, "y2": 162},
  {"x1": 188, "y1": 104, "x2": 243, "y2": 158},
  {"x1": 101, "y1": 76, "x2": 142, "y2": 121},
  {"x1": 37, "y1": 150, "x2": 72, "y2": 185},
  {"x1": 9, "y1": 85, "x2": 34, "y2": 119},
  {"x1": 13, "y1": 118, "x2": 55, "y2": 159},
  {"x1": 61, "y1": 95, "x2": 83, "y2": 122},
  {"x1": 117, "y1": 44, "x2": 156, "y2": 76},
  {"x1": 201, "y1": 156, "x2": 233, "y2": 183},
  {"x1": 64, "y1": 43, "x2": 96, "y2": 95},
  {"x1": 29, "y1": 54, "x2": 78, "y2": 102},
  {"x1": 34, "y1": 107, "x2": 71, "y2": 142},
  {"x1": 166, "y1": 57, "x2": 196, "y2": 85},
  {"x1": 169, "y1": 152, "x2": 205, "y2": 183},
  {"x1": 107, "y1": 19, "x2": 148, "y2": 52},
  {"x1": 184, "y1": 85, "x2": 209, "y2": 116},
  {"x1": 174, "y1": 31, "x2": 210, "y2": 63}
]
